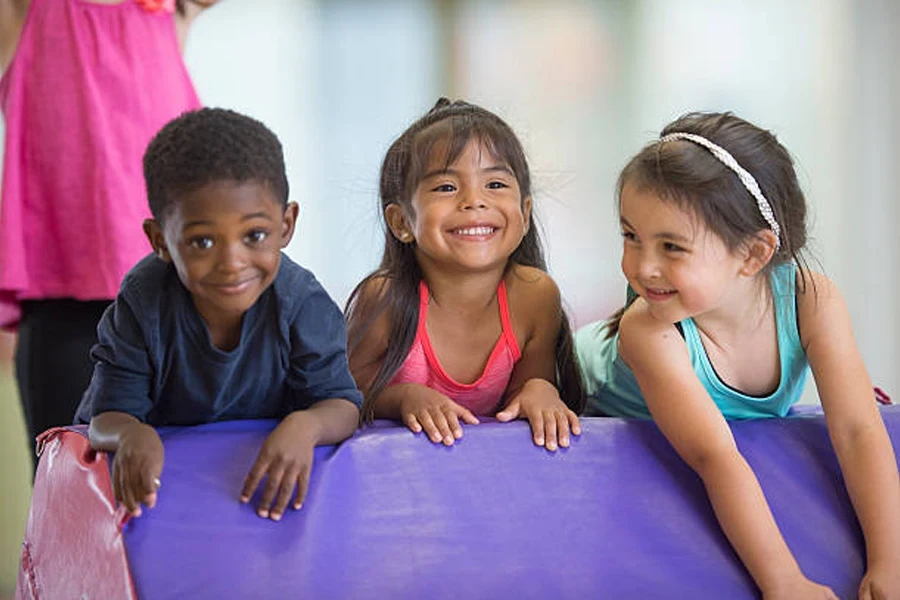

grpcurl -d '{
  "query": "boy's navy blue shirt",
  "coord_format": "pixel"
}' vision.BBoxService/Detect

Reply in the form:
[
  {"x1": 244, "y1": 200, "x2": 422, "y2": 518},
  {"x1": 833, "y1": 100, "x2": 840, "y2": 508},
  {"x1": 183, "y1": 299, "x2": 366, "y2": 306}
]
[{"x1": 75, "y1": 253, "x2": 363, "y2": 426}]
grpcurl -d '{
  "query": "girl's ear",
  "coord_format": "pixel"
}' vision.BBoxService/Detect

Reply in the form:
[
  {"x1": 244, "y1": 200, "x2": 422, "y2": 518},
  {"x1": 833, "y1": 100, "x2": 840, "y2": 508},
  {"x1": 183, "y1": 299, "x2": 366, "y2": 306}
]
[
  {"x1": 740, "y1": 229, "x2": 778, "y2": 277},
  {"x1": 385, "y1": 203, "x2": 414, "y2": 243},
  {"x1": 521, "y1": 195, "x2": 533, "y2": 233},
  {"x1": 280, "y1": 202, "x2": 299, "y2": 248},
  {"x1": 143, "y1": 219, "x2": 171, "y2": 262}
]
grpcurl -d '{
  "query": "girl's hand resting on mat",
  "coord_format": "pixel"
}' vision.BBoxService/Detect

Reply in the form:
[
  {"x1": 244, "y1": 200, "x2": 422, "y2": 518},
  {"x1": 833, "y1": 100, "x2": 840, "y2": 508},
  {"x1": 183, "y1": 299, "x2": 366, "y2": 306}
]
[
  {"x1": 399, "y1": 386, "x2": 480, "y2": 446},
  {"x1": 762, "y1": 574, "x2": 838, "y2": 600},
  {"x1": 113, "y1": 423, "x2": 164, "y2": 518},
  {"x1": 859, "y1": 562, "x2": 900, "y2": 600},
  {"x1": 240, "y1": 411, "x2": 316, "y2": 521},
  {"x1": 496, "y1": 378, "x2": 581, "y2": 452}
]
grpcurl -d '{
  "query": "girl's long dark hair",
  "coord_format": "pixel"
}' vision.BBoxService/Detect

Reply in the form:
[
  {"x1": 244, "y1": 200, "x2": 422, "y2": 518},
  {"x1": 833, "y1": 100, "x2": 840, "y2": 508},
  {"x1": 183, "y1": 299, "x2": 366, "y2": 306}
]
[{"x1": 347, "y1": 98, "x2": 585, "y2": 421}]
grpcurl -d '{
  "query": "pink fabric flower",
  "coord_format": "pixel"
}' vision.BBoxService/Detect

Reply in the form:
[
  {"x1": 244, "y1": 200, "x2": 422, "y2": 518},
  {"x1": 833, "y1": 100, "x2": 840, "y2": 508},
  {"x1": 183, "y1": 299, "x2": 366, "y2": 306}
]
[{"x1": 135, "y1": 0, "x2": 175, "y2": 14}]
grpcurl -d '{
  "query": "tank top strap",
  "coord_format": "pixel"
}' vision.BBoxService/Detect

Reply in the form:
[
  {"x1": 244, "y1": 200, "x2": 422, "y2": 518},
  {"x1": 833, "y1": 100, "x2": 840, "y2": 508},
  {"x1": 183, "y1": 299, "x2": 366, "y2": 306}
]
[
  {"x1": 417, "y1": 280, "x2": 430, "y2": 333},
  {"x1": 496, "y1": 280, "x2": 521, "y2": 361}
]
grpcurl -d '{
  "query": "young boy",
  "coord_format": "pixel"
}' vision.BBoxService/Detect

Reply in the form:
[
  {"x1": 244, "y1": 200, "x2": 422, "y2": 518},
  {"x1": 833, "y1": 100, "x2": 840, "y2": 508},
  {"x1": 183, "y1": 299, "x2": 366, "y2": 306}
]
[{"x1": 75, "y1": 108, "x2": 363, "y2": 523}]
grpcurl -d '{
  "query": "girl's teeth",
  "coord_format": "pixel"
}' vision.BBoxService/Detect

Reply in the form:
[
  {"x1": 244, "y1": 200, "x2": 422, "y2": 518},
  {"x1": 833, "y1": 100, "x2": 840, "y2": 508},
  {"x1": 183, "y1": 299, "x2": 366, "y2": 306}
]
[{"x1": 457, "y1": 226, "x2": 494, "y2": 236}]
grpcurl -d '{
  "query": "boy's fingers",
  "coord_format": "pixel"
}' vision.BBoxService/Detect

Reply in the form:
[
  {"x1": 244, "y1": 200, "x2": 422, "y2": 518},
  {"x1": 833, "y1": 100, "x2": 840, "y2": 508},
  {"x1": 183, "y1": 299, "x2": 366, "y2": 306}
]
[
  {"x1": 269, "y1": 470, "x2": 298, "y2": 521},
  {"x1": 240, "y1": 458, "x2": 269, "y2": 503},
  {"x1": 294, "y1": 464, "x2": 311, "y2": 510},
  {"x1": 257, "y1": 465, "x2": 286, "y2": 518}
]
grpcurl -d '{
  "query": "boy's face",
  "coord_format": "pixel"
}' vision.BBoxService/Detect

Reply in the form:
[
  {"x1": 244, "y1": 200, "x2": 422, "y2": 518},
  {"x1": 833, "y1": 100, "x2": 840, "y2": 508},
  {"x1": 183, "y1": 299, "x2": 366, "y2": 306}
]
[{"x1": 144, "y1": 180, "x2": 297, "y2": 330}]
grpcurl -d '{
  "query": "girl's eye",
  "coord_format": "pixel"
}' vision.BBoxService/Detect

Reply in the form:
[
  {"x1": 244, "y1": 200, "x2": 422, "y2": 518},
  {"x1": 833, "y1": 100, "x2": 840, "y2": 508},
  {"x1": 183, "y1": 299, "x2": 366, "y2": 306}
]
[
  {"x1": 432, "y1": 183, "x2": 456, "y2": 193},
  {"x1": 246, "y1": 230, "x2": 269, "y2": 244},
  {"x1": 621, "y1": 230, "x2": 637, "y2": 242},
  {"x1": 486, "y1": 180, "x2": 508, "y2": 189},
  {"x1": 664, "y1": 242, "x2": 686, "y2": 253},
  {"x1": 189, "y1": 237, "x2": 213, "y2": 250}
]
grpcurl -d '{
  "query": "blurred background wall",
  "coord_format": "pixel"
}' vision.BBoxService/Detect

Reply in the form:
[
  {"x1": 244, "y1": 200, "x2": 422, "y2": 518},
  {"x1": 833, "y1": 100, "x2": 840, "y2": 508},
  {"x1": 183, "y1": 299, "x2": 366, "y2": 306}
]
[{"x1": 1, "y1": 0, "x2": 897, "y2": 594}]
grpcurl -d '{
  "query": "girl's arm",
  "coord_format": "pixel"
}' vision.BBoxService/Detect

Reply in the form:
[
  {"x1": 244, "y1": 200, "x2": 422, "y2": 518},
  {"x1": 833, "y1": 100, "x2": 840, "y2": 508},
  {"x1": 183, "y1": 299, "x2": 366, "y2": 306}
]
[
  {"x1": 798, "y1": 272, "x2": 900, "y2": 595},
  {"x1": 496, "y1": 266, "x2": 580, "y2": 451},
  {"x1": 620, "y1": 301, "x2": 835, "y2": 598},
  {"x1": 0, "y1": 0, "x2": 28, "y2": 71},
  {"x1": 347, "y1": 277, "x2": 478, "y2": 444}
]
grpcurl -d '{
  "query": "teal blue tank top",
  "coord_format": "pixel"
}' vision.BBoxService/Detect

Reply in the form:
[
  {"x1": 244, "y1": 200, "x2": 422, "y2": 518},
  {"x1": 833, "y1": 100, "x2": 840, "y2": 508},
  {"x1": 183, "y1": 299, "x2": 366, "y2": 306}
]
[{"x1": 575, "y1": 263, "x2": 809, "y2": 419}]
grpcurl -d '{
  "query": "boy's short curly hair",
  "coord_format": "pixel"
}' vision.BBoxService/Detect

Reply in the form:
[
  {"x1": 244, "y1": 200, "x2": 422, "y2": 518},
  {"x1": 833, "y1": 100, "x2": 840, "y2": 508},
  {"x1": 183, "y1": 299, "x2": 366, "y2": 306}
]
[{"x1": 143, "y1": 107, "x2": 289, "y2": 221}]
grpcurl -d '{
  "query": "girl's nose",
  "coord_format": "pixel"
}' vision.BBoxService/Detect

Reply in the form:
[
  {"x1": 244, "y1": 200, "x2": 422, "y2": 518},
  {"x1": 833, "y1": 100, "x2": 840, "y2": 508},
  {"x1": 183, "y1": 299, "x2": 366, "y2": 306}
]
[
  {"x1": 458, "y1": 187, "x2": 487, "y2": 210},
  {"x1": 637, "y1": 253, "x2": 661, "y2": 279}
]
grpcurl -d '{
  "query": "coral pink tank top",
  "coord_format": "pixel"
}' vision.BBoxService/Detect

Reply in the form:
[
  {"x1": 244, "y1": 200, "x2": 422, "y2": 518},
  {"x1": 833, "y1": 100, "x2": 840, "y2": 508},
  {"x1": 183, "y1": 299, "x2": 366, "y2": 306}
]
[
  {"x1": 390, "y1": 280, "x2": 522, "y2": 416},
  {"x1": 0, "y1": 0, "x2": 201, "y2": 329}
]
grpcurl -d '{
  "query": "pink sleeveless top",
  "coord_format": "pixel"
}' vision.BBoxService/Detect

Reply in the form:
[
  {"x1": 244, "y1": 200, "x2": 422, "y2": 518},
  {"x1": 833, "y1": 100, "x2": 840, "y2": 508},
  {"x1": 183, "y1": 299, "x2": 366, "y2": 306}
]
[
  {"x1": 390, "y1": 280, "x2": 522, "y2": 416},
  {"x1": 0, "y1": 0, "x2": 201, "y2": 330}
]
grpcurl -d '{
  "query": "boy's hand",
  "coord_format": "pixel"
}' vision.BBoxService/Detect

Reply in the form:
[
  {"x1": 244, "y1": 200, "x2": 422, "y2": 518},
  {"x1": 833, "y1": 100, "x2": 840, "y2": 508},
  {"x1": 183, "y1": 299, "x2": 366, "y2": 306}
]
[
  {"x1": 112, "y1": 423, "x2": 164, "y2": 517},
  {"x1": 240, "y1": 411, "x2": 316, "y2": 521},
  {"x1": 399, "y1": 387, "x2": 480, "y2": 446},
  {"x1": 859, "y1": 562, "x2": 900, "y2": 600},
  {"x1": 496, "y1": 378, "x2": 581, "y2": 451}
]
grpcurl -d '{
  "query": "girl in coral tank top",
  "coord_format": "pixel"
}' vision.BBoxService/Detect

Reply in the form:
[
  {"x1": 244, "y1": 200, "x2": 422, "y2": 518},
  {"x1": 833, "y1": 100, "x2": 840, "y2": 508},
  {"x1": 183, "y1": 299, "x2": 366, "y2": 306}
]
[{"x1": 346, "y1": 99, "x2": 585, "y2": 451}]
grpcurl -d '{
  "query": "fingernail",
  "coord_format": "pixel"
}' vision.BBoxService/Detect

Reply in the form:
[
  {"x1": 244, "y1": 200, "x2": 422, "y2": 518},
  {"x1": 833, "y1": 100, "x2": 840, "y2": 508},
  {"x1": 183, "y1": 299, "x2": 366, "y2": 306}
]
[
  {"x1": 547, "y1": 442, "x2": 557, "y2": 451},
  {"x1": 535, "y1": 438, "x2": 544, "y2": 445},
  {"x1": 293, "y1": 503, "x2": 303, "y2": 510},
  {"x1": 258, "y1": 510, "x2": 269, "y2": 518},
  {"x1": 453, "y1": 430, "x2": 462, "y2": 439},
  {"x1": 239, "y1": 496, "x2": 249, "y2": 503},
  {"x1": 444, "y1": 436, "x2": 454, "y2": 445},
  {"x1": 271, "y1": 513, "x2": 282, "y2": 521}
]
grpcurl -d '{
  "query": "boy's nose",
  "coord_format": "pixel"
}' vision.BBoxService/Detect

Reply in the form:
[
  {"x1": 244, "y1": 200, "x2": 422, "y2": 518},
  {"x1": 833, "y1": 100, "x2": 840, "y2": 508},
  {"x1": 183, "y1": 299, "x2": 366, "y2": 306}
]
[{"x1": 216, "y1": 242, "x2": 248, "y2": 272}]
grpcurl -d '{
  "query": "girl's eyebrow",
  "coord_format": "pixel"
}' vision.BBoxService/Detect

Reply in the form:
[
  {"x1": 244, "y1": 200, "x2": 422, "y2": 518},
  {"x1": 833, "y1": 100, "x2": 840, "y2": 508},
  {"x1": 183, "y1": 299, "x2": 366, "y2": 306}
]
[
  {"x1": 421, "y1": 164, "x2": 514, "y2": 180},
  {"x1": 619, "y1": 216, "x2": 691, "y2": 243}
]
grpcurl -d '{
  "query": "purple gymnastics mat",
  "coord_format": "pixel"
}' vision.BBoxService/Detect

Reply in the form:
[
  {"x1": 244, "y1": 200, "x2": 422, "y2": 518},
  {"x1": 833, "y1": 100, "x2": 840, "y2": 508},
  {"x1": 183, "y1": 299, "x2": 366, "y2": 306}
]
[{"x1": 115, "y1": 406, "x2": 900, "y2": 599}]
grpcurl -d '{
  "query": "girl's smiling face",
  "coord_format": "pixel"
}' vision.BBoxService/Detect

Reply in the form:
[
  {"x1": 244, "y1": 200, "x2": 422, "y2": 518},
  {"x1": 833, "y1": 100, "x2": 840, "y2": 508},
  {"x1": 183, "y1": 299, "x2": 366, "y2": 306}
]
[
  {"x1": 619, "y1": 183, "x2": 749, "y2": 324},
  {"x1": 145, "y1": 180, "x2": 297, "y2": 331},
  {"x1": 387, "y1": 138, "x2": 531, "y2": 277}
]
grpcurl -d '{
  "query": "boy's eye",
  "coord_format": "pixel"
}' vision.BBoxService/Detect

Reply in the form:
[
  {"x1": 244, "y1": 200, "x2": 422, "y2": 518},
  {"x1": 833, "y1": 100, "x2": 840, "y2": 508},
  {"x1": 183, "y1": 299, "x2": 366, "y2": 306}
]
[
  {"x1": 246, "y1": 230, "x2": 269, "y2": 244},
  {"x1": 621, "y1": 230, "x2": 637, "y2": 242},
  {"x1": 663, "y1": 242, "x2": 685, "y2": 252},
  {"x1": 486, "y1": 180, "x2": 508, "y2": 189},
  {"x1": 431, "y1": 183, "x2": 456, "y2": 193},
  {"x1": 189, "y1": 237, "x2": 214, "y2": 250}
]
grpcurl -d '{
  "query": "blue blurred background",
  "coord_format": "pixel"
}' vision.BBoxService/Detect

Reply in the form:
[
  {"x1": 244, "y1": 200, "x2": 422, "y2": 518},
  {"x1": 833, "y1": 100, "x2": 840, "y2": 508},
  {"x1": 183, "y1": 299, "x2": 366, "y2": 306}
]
[{"x1": 1, "y1": 0, "x2": 898, "y2": 593}]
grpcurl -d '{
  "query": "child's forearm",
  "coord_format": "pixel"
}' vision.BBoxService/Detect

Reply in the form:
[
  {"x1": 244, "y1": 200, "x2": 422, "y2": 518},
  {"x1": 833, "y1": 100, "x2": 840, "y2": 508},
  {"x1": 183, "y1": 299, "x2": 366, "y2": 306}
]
[
  {"x1": 290, "y1": 398, "x2": 360, "y2": 446},
  {"x1": 698, "y1": 450, "x2": 806, "y2": 593},
  {"x1": 830, "y1": 420, "x2": 900, "y2": 564},
  {"x1": 370, "y1": 383, "x2": 422, "y2": 420},
  {"x1": 88, "y1": 411, "x2": 153, "y2": 452}
]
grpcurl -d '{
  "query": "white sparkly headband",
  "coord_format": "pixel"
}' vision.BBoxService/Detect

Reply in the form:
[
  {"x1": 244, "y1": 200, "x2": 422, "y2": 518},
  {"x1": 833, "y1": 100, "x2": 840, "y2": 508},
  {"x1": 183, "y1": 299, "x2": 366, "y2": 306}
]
[{"x1": 659, "y1": 132, "x2": 781, "y2": 251}]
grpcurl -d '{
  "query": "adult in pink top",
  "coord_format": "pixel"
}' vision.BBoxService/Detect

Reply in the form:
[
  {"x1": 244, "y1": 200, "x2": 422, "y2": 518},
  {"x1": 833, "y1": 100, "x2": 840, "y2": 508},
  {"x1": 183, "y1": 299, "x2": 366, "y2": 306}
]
[{"x1": 0, "y1": 0, "x2": 217, "y2": 465}]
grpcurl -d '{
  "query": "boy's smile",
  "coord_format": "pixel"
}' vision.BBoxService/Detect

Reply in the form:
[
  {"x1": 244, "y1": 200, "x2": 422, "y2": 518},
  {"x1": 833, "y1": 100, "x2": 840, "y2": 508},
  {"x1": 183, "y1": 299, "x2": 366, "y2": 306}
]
[{"x1": 144, "y1": 180, "x2": 297, "y2": 342}]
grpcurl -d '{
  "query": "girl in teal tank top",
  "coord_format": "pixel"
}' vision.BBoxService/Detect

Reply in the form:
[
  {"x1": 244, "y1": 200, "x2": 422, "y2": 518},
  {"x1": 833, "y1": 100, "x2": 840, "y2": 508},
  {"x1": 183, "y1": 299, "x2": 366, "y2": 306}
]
[{"x1": 575, "y1": 112, "x2": 900, "y2": 599}]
